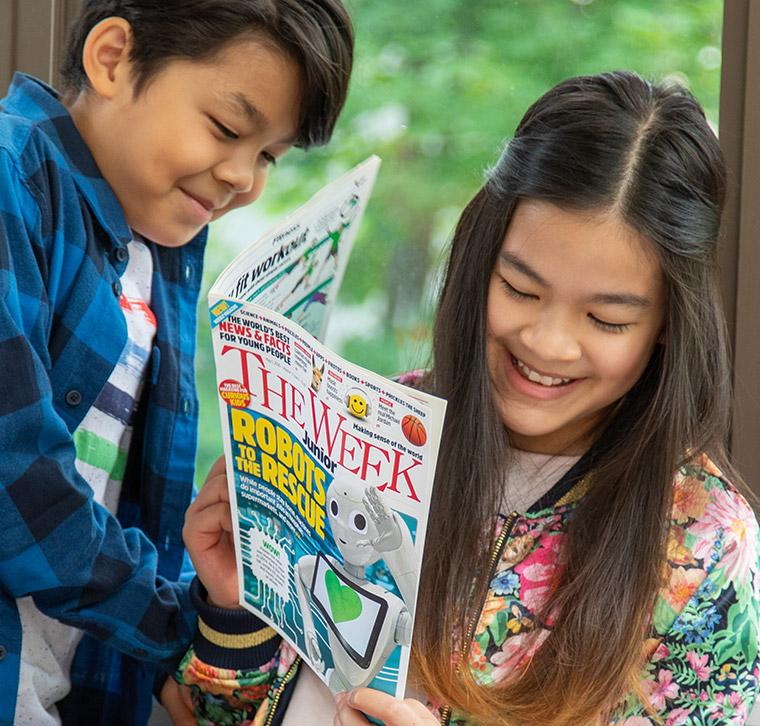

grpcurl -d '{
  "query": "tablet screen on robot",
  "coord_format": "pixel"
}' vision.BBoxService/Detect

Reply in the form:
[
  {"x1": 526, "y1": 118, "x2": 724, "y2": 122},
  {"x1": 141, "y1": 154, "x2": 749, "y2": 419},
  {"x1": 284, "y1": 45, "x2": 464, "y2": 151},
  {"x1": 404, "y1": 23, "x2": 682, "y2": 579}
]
[{"x1": 310, "y1": 553, "x2": 388, "y2": 670}]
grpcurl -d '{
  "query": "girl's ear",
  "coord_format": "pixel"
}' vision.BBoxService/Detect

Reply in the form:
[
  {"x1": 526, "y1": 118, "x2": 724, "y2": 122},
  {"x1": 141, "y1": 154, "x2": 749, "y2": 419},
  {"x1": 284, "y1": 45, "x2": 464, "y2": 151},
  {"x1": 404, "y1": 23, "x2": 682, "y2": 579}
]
[{"x1": 81, "y1": 17, "x2": 134, "y2": 101}]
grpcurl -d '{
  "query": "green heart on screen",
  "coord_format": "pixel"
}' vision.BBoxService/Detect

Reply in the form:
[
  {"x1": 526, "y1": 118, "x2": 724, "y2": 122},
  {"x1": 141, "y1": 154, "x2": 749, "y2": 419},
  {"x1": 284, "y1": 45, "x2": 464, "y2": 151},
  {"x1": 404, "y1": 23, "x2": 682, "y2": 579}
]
[{"x1": 325, "y1": 570, "x2": 362, "y2": 623}]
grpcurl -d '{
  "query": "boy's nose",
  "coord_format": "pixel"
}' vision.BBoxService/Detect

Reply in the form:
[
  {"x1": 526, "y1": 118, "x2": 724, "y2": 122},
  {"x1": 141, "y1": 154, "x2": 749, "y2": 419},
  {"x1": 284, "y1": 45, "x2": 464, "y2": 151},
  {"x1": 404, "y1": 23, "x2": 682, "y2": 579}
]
[{"x1": 213, "y1": 157, "x2": 256, "y2": 195}]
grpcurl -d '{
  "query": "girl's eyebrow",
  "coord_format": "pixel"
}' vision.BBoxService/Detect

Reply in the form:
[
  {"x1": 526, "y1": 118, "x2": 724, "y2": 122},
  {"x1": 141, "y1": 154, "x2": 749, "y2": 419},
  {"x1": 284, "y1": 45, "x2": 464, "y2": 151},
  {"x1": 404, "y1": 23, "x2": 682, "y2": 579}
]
[
  {"x1": 499, "y1": 251, "x2": 651, "y2": 308},
  {"x1": 588, "y1": 292, "x2": 651, "y2": 308},
  {"x1": 499, "y1": 251, "x2": 548, "y2": 286}
]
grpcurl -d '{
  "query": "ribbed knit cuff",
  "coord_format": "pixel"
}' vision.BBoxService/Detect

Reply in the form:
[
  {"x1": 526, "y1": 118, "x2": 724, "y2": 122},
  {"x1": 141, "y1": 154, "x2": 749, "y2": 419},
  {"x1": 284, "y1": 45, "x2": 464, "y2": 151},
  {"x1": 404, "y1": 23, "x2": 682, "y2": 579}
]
[{"x1": 190, "y1": 577, "x2": 281, "y2": 670}]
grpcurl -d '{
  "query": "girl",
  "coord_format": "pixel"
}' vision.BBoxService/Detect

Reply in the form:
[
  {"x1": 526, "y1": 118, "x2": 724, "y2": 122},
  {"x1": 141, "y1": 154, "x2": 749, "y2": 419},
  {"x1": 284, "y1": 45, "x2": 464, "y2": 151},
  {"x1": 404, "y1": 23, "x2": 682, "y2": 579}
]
[{"x1": 180, "y1": 71, "x2": 760, "y2": 725}]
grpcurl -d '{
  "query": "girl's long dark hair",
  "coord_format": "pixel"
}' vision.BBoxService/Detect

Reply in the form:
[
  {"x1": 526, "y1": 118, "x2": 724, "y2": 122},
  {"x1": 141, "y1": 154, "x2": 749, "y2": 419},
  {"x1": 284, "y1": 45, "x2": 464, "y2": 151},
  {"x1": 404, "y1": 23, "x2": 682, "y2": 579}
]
[{"x1": 412, "y1": 71, "x2": 733, "y2": 724}]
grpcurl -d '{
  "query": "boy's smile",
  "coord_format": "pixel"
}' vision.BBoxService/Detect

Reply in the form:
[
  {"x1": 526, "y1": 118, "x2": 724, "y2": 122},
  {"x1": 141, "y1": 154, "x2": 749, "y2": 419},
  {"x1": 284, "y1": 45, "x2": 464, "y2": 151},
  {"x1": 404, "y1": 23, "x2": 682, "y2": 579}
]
[
  {"x1": 486, "y1": 200, "x2": 666, "y2": 454},
  {"x1": 70, "y1": 33, "x2": 301, "y2": 246}
]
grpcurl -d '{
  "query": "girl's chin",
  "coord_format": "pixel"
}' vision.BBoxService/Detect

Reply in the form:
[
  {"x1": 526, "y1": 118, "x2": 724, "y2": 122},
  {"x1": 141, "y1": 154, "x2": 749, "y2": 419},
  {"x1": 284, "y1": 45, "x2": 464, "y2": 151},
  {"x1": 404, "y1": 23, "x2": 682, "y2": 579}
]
[{"x1": 498, "y1": 404, "x2": 604, "y2": 454}]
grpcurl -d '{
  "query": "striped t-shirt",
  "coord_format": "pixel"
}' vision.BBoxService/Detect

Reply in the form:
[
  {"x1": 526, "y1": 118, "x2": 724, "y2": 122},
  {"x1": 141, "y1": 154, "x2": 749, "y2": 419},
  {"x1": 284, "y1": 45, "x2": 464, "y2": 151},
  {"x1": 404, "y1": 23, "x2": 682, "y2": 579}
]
[{"x1": 16, "y1": 239, "x2": 156, "y2": 724}]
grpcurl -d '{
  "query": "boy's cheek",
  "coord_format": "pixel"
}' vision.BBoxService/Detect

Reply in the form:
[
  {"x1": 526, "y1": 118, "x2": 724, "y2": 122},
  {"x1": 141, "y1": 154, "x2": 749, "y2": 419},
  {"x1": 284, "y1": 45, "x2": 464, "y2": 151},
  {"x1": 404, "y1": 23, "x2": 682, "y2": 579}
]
[{"x1": 213, "y1": 188, "x2": 265, "y2": 220}]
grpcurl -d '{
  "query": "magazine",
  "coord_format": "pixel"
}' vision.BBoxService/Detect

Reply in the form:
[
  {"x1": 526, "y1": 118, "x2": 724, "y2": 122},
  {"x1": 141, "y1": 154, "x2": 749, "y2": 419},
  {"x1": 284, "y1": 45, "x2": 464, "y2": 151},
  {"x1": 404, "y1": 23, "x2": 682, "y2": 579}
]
[{"x1": 208, "y1": 156, "x2": 447, "y2": 701}]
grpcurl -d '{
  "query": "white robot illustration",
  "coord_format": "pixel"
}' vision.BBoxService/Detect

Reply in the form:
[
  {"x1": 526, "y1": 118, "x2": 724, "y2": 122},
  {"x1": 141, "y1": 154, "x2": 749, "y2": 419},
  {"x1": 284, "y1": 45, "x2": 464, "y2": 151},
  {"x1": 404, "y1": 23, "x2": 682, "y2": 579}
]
[{"x1": 294, "y1": 469, "x2": 417, "y2": 691}]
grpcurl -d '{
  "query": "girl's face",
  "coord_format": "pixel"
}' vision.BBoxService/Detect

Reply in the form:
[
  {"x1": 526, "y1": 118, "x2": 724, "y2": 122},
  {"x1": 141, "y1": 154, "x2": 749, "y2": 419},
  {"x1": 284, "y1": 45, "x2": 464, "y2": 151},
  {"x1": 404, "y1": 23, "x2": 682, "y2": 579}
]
[{"x1": 486, "y1": 199, "x2": 666, "y2": 454}]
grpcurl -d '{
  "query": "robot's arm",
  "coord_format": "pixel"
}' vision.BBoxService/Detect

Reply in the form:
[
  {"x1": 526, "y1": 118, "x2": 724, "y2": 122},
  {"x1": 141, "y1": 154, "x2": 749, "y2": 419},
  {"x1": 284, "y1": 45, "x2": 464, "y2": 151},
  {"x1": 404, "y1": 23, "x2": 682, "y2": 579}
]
[
  {"x1": 394, "y1": 608, "x2": 413, "y2": 647},
  {"x1": 294, "y1": 556, "x2": 324, "y2": 672},
  {"x1": 361, "y1": 486, "x2": 402, "y2": 552},
  {"x1": 362, "y1": 488, "x2": 419, "y2": 612}
]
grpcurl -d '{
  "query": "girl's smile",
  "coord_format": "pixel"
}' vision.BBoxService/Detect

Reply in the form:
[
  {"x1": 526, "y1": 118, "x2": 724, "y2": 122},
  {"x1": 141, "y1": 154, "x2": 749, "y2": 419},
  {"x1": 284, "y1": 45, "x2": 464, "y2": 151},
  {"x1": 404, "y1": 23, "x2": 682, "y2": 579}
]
[
  {"x1": 487, "y1": 199, "x2": 666, "y2": 454},
  {"x1": 504, "y1": 352, "x2": 584, "y2": 401}
]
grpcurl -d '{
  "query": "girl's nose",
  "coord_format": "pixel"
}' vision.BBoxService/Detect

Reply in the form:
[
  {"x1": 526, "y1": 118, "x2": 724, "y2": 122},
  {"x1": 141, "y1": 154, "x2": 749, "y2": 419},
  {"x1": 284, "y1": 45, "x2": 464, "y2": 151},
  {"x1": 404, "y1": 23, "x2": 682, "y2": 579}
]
[{"x1": 519, "y1": 314, "x2": 582, "y2": 363}]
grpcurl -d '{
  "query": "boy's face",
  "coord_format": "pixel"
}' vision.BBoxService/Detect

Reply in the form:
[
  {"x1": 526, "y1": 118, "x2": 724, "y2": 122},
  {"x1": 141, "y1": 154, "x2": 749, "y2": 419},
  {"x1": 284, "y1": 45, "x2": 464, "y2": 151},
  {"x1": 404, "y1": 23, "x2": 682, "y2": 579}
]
[{"x1": 79, "y1": 37, "x2": 301, "y2": 247}]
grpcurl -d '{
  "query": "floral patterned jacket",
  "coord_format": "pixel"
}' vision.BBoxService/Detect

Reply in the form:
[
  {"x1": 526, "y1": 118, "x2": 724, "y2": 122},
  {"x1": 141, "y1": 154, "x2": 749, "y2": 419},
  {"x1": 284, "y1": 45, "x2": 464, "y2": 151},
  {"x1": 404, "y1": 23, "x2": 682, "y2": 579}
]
[{"x1": 177, "y1": 453, "x2": 760, "y2": 725}]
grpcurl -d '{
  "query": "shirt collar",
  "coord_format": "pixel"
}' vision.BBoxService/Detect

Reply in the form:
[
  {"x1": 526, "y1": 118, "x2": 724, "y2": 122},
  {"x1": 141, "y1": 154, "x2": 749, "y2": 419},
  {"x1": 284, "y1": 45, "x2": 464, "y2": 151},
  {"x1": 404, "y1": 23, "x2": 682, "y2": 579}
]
[{"x1": 2, "y1": 73, "x2": 132, "y2": 249}]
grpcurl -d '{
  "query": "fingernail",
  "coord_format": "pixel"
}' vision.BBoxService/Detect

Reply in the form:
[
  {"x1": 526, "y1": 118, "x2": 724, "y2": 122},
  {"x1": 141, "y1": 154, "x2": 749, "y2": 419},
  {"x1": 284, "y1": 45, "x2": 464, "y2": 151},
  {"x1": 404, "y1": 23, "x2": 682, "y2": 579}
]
[{"x1": 346, "y1": 689, "x2": 356, "y2": 705}]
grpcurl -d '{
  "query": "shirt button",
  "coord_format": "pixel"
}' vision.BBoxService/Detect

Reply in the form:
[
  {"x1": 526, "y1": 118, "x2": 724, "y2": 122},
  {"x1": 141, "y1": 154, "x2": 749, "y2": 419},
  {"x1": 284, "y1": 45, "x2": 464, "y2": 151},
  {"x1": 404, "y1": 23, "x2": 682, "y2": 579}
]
[
  {"x1": 184, "y1": 264, "x2": 193, "y2": 281},
  {"x1": 65, "y1": 389, "x2": 82, "y2": 406},
  {"x1": 182, "y1": 398, "x2": 191, "y2": 415},
  {"x1": 112, "y1": 280, "x2": 122, "y2": 297},
  {"x1": 0, "y1": 644, "x2": 6, "y2": 660},
  {"x1": 114, "y1": 247, "x2": 128, "y2": 263}
]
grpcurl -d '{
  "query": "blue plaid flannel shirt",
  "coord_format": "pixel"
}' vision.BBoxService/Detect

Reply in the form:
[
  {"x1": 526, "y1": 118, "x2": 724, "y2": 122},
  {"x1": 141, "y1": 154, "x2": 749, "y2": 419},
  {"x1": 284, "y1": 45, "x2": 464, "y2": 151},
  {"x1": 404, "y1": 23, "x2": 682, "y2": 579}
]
[{"x1": 0, "y1": 73, "x2": 206, "y2": 725}]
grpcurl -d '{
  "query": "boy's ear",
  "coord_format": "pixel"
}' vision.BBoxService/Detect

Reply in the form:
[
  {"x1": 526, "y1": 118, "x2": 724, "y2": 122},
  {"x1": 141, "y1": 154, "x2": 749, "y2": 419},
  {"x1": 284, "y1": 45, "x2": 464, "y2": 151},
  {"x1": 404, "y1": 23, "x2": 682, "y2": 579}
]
[{"x1": 81, "y1": 17, "x2": 134, "y2": 100}]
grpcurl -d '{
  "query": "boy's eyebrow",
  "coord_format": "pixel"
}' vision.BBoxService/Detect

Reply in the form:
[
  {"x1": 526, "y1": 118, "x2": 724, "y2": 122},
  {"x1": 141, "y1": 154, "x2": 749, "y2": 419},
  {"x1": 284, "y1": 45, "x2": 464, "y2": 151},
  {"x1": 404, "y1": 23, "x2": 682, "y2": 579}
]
[
  {"x1": 221, "y1": 91, "x2": 297, "y2": 143},
  {"x1": 499, "y1": 251, "x2": 651, "y2": 308},
  {"x1": 223, "y1": 91, "x2": 267, "y2": 128}
]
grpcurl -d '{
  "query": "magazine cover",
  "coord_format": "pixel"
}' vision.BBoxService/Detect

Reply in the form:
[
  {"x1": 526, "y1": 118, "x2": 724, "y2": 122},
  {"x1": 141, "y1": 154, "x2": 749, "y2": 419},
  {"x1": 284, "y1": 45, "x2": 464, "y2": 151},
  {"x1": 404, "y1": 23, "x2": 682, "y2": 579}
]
[{"x1": 208, "y1": 157, "x2": 447, "y2": 700}]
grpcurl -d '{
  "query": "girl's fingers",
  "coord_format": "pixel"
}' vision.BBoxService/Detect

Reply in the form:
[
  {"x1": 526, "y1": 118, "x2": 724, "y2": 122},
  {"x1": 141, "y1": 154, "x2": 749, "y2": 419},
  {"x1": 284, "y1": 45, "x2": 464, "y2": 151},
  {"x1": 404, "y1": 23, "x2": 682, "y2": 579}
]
[
  {"x1": 159, "y1": 678, "x2": 196, "y2": 726},
  {"x1": 333, "y1": 700, "x2": 370, "y2": 726},
  {"x1": 343, "y1": 689, "x2": 438, "y2": 725},
  {"x1": 406, "y1": 699, "x2": 437, "y2": 720}
]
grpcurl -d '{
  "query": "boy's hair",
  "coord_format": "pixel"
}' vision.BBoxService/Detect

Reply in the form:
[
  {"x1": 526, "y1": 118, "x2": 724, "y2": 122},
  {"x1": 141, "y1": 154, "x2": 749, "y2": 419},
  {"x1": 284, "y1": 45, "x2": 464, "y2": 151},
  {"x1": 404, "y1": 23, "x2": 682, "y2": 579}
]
[
  {"x1": 415, "y1": 71, "x2": 732, "y2": 725},
  {"x1": 60, "y1": 0, "x2": 353, "y2": 148}
]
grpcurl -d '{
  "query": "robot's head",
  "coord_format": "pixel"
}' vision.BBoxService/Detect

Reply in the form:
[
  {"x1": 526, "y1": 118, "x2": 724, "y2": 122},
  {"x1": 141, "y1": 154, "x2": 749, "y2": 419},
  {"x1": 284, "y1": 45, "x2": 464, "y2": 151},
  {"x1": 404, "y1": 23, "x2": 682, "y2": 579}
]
[{"x1": 327, "y1": 470, "x2": 382, "y2": 567}]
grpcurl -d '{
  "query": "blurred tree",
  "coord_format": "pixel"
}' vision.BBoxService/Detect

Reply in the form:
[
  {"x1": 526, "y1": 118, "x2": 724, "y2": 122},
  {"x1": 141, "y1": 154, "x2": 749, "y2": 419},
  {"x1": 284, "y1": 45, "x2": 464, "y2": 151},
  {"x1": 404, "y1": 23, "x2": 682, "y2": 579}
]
[{"x1": 195, "y1": 0, "x2": 723, "y2": 484}]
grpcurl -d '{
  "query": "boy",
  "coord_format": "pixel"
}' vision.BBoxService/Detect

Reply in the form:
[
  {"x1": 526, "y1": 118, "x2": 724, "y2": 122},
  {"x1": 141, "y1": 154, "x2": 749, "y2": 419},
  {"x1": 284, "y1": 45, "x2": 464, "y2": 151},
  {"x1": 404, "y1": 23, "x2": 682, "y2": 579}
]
[{"x1": 0, "y1": 1, "x2": 353, "y2": 724}]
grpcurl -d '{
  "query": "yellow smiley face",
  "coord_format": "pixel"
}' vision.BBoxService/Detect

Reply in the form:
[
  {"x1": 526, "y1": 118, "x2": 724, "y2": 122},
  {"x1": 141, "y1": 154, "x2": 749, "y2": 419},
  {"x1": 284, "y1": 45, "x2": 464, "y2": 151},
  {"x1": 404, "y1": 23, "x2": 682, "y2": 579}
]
[{"x1": 347, "y1": 393, "x2": 368, "y2": 419}]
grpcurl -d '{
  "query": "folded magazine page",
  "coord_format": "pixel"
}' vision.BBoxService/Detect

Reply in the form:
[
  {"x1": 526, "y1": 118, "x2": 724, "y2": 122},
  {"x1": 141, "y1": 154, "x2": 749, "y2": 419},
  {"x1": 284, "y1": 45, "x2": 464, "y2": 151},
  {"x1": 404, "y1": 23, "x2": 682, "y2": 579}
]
[
  {"x1": 211, "y1": 156, "x2": 381, "y2": 341},
  {"x1": 207, "y1": 156, "x2": 447, "y2": 701}
]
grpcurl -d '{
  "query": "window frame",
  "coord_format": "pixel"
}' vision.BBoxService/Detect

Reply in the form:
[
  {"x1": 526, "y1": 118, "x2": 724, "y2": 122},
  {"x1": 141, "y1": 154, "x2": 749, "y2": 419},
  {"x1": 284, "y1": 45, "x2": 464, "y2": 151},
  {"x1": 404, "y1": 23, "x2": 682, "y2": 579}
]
[{"x1": 2, "y1": 0, "x2": 757, "y2": 496}]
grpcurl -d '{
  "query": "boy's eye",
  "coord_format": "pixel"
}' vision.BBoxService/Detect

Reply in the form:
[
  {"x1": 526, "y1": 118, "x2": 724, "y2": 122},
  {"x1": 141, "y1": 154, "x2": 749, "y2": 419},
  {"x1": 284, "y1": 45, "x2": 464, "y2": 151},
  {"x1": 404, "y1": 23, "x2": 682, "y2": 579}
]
[
  {"x1": 211, "y1": 117, "x2": 239, "y2": 140},
  {"x1": 588, "y1": 314, "x2": 631, "y2": 333},
  {"x1": 500, "y1": 278, "x2": 537, "y2": 300}
]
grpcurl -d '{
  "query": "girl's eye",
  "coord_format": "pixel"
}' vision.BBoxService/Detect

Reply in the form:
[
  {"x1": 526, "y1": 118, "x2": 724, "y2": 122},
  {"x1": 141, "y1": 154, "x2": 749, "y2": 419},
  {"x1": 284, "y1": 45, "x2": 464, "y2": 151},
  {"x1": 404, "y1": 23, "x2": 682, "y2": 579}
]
[
  {"x1": 501, "y1": 278, "x2": 537, "y2": 300},
  {"x1": 211, "y1": 117, "x2": 239, "y2": 140},
  {"x1": 589, "y1": 314, "x2": 631, "y2": 333},
  {"x1": 260, "y1": 151, "x2": 278, "y2": 167}
]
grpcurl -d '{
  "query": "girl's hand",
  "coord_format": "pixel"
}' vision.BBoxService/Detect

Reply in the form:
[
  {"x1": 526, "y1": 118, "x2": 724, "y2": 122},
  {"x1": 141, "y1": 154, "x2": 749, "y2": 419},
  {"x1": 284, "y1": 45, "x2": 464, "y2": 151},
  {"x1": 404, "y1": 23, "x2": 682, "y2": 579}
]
[
  {"x1": 334, "y1": 689, "x2": 438, "y2": 726},
  {"x1": 159, "y1": 677, "x2": 196, "y2": 726},
  {"x1": 183, "y1": 455, "x2": 241, "y2": 609}
]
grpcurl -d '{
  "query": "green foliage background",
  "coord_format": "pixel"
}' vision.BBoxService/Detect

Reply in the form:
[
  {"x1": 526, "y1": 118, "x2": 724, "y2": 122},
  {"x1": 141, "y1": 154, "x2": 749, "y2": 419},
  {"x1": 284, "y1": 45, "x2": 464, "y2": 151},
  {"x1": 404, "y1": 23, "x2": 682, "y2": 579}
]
[{"x1": 195, "y1": 0, "x2": 723, "y2": 485}]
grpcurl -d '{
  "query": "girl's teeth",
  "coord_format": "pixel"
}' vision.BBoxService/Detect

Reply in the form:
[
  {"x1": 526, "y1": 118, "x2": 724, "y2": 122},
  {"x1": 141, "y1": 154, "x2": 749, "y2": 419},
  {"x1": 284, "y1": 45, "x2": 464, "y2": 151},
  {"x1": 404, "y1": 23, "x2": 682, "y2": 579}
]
[{"x1": 515, "y1": 358, "x2": 571, "y2": 387}]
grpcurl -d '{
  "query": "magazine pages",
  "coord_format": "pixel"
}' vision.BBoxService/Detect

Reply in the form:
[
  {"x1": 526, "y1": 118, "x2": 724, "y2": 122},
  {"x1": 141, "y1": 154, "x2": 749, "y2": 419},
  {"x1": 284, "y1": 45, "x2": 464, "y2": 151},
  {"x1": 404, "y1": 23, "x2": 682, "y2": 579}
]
[{"x1": 208, "y1": 156, "x2": 447, "y2": 700}]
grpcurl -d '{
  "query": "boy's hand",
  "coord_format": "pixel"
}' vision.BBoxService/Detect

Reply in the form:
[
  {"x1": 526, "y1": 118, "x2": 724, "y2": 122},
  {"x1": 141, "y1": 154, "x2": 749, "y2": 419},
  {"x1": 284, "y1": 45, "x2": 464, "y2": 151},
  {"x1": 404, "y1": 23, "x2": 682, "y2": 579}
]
[
  {"x1": 183, "y1": 455, "x2": 241, "y2": 609},
  {"x1": 334, "y1": 689, "x2": 438, "y2": 726}
]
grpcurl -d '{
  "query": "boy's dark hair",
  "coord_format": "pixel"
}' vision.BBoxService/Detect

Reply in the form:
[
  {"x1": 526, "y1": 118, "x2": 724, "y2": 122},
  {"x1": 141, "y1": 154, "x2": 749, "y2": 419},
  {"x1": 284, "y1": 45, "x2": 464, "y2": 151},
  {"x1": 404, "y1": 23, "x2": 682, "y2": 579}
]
[{"x1": 60, "y1": 0, "x2": 353, "y2": 148}]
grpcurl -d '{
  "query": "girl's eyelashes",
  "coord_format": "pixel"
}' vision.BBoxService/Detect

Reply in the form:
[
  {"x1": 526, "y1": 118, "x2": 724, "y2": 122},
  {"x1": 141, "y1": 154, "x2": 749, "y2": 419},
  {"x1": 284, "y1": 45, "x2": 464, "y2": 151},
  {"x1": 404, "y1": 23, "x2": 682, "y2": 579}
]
[
  {"x1": 500, "y1": 277, "x2": 632, "y2": 333},
  {"x1": 261, "y1": 151, "x2": 277, "y2": 167},
  {"x1": 588, "y1": 315, "x2": 631, "y2": 333},
  {"x1": 210, "y1": 117, "x2": 239, "y2": 140},
  {"x1": 500, "y1": 278, "x2": 537, "y2": 300}
]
